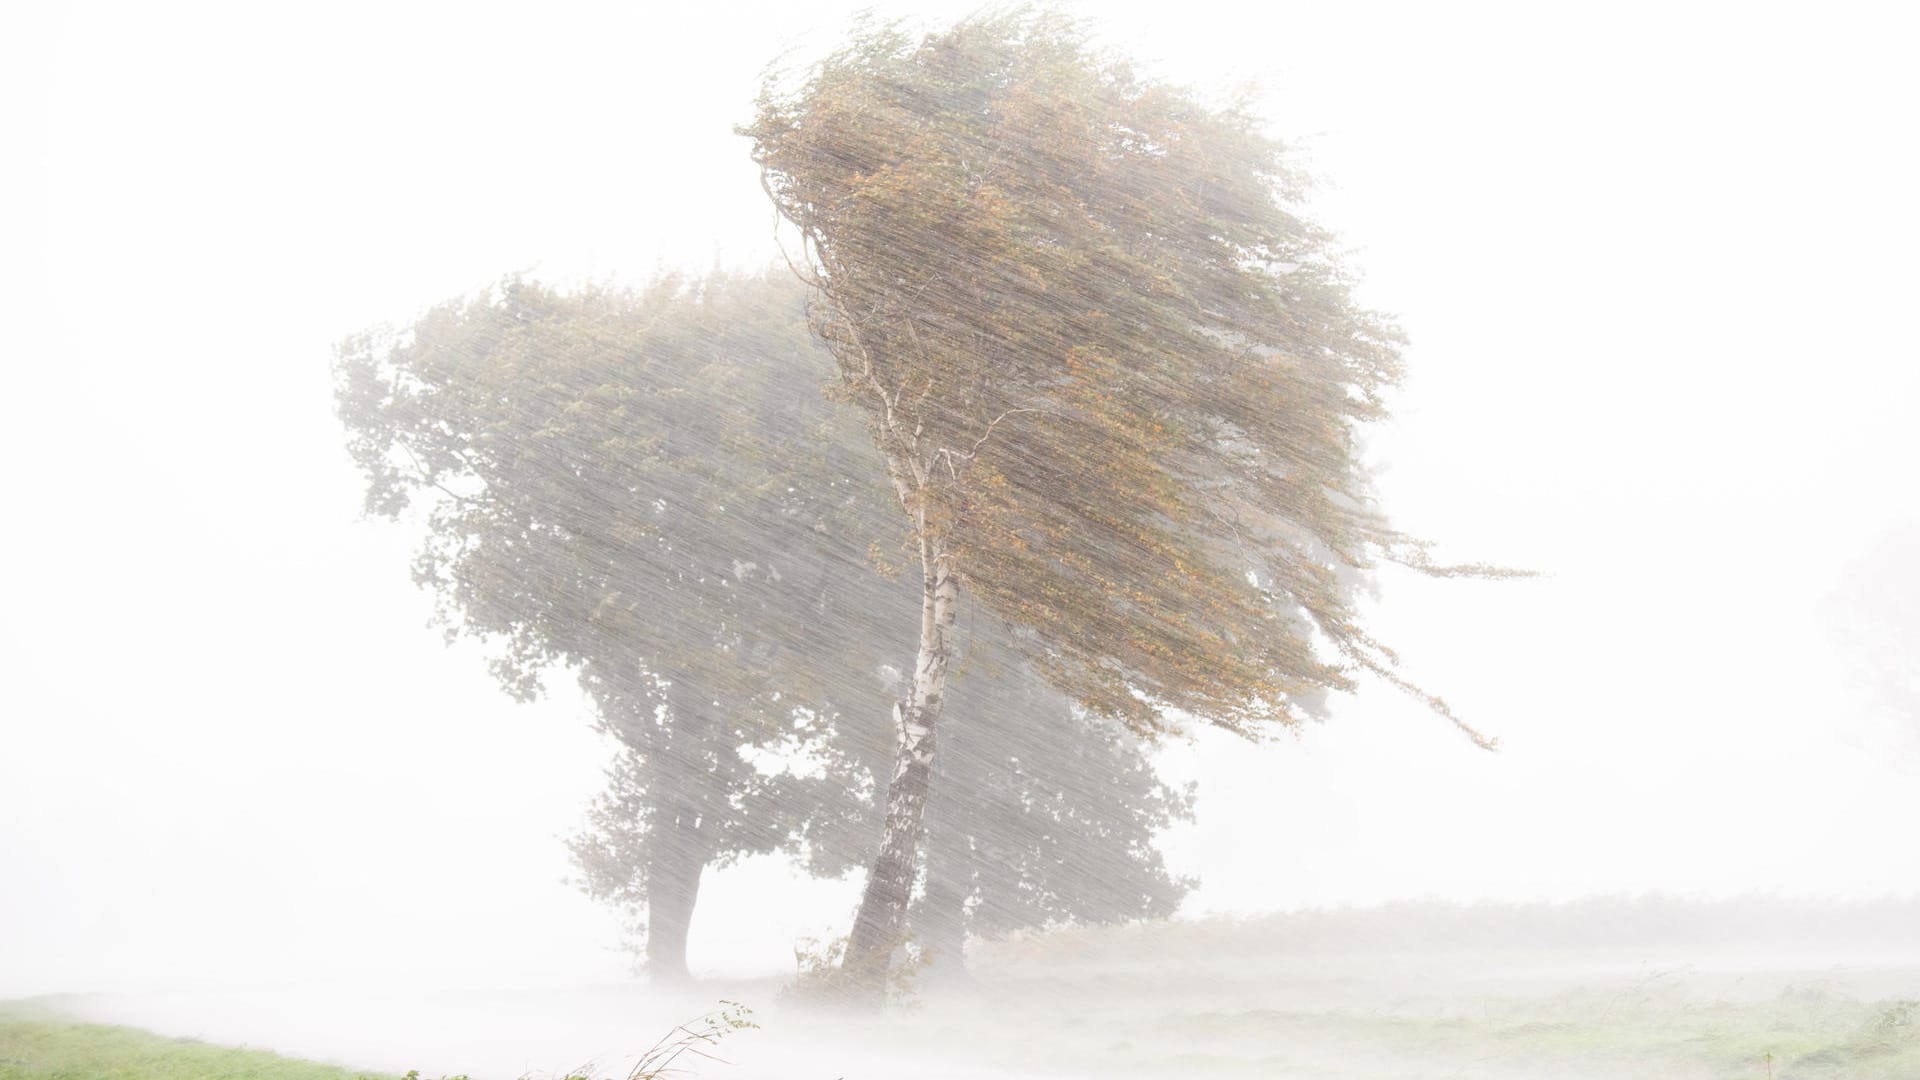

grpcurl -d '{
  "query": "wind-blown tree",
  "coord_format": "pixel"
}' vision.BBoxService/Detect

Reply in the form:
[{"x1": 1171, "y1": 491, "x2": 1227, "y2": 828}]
[
  {"x1": 745, "y1": 11, "x2": 1510, "y2": 997},
  {"x1": 335, "y1": 268, "x2": 1192, "y2": 981},
  {"x1": 334, "y1": 271, "x2": 889, "y2": 980}
]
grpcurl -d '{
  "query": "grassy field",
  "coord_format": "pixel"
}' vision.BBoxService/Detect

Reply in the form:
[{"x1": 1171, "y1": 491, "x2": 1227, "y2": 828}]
[
  {"x1": 0, "y1": 1004, "x2": 391, "y2": 1080},
  {"x1": 924, "y1": 901, "x2": 1920, "y2": 1079},
  {"x1": 11, "y1": 899, "x2": 1920, "y2": 1079},
  {"x1": 970, "y1": 975, "x2": 1920, "y2": 1079},
  {"x1": 0, "y1": 995, "x2": 754, "y2": 1080},
  {"x1": 12, "y1": 985, "x2": 1919, "y2": 1080}
]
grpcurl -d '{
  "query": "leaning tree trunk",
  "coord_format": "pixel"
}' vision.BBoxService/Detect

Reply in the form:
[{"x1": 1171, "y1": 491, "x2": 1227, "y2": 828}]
[
  {"x1": 841, "y1": 545, "x2": 960, "y2": 1003},
  {"x1": 915, "y1": 691, "x2": 977, "y2": 985}
]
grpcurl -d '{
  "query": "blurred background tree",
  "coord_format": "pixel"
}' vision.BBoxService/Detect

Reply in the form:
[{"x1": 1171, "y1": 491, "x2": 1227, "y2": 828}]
[{"x1": 1823, "y1": 520, "x2": 1920, "y2": 755}]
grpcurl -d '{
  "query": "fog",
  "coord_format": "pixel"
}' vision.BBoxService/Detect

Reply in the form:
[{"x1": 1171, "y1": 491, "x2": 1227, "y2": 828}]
[
  {"x1": 39, "y1": 900, "x2": 1920, "y2": 1078},
  {"x1": 4, "y1": 1, "x2": 1918, "y2": 1077}
]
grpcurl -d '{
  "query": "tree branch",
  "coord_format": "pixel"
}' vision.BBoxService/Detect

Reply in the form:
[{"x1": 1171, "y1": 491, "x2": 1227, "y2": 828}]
[{"x1": 399, "y1": 440, "x2": 483, "y2": 507}]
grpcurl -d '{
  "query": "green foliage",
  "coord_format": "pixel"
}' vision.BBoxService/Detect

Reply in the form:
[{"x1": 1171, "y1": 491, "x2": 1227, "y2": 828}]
[
  {"x1": 0, "y1": 1002, "x2": 758, "y2": 1080},
  {"x1": 0, "y1": 1016, "x2": 392, "y2": 1080},
  {"x1": 336, "y1": 271, "x2": 893, "y2": 973},
  {"x1": 335, "y1": 269, "x2": 878, "y2": 722}
]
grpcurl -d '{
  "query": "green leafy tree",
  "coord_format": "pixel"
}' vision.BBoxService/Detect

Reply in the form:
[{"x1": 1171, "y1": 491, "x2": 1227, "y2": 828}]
[
  {"x1": 745, "y1": 11, "x2": 1511, "y2": 997},
  {"x1": 334, "y1": 271, "x2": 885, "y2": 980}
]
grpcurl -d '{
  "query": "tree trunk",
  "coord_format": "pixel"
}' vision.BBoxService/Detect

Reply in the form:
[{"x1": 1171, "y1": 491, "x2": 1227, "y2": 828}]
[
  {"x1": 643, "y1": 683, "x2": 718, "y2": 984},
  {"x1": 645, "y1": 826, "x2": 706, "y2": 983},
  {"x1": 917, "y1": 695, "x2": 973, "y2": 984},
  {"x1": 841, "y1": 548, "x2": 959, "y2": 1003}
]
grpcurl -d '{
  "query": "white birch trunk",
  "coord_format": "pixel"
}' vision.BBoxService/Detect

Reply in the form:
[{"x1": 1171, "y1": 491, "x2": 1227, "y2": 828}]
[{"x1": 841, "y1": 535, "x2": 959, "y2": 1002}]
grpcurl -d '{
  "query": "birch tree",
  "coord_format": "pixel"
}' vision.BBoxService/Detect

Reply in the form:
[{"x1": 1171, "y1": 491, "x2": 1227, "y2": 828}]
[{"x1": 745, "y1": 11, "x2": 1508, "y2": 999}]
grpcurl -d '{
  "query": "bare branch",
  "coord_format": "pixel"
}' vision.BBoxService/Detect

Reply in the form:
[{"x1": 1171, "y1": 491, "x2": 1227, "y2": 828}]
[
  {"x1": 964, "y1": 406, "x2": 1053, "y2": 459},
  {"x1": 398, "y1": 441, "x2": 483, "y2": 508}
]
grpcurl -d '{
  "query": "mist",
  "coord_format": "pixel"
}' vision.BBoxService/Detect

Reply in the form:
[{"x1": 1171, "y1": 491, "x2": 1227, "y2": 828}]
[{"x1": 4, "y1": 1, "x2": 1918, "y2": 1078}]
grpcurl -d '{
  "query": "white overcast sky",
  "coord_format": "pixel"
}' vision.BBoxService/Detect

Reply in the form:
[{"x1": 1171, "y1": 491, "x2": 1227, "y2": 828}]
[{"x1": 3, "y1": 0, "x2": 1918, "y2": 998}]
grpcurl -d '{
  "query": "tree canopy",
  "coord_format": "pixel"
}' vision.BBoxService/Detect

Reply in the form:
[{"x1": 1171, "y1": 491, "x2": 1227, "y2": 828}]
[
  {"x1": 745, "y1": 10, "x2": 1503, "y2": 995},
  {"x1": 334, "y1": 271, "x2": 887, "y2": 977},
  {"x1": 746, "y1": 11, "x2": 1497, "y2": 735}
]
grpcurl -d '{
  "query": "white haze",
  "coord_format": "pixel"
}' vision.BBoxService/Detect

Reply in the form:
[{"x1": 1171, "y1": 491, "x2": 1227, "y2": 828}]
[{"x1": 3, "y1": 1, "x2": 1918, "y2": 1073}]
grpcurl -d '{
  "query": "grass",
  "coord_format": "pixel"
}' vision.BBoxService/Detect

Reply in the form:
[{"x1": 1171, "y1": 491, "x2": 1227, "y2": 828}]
[
  {"x1": 7, "y1": 899, "x2": 1918, "y2": 1080},
  {"x1": 7, "y1": 985, "x2": 1919, "y2": 1080},
  {"x1": 0, "y1": 999, "x2": 758, "y2": 1080},
  {"x1": 1331, "y1": 992, "x2": 1920, "y2": 1079},
  {"x1": 0, "y1": 1007, "x2": 391, "y2": 1080},
  {"x1": 947, "y1": 900, "x2": 1920, "y2": 1079}
]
